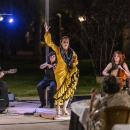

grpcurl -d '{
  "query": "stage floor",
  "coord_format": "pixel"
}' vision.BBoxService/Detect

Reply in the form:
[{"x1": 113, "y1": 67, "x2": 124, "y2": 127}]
[{"x1": 0, "y1": 98, "x2": 71, "y2": 130}]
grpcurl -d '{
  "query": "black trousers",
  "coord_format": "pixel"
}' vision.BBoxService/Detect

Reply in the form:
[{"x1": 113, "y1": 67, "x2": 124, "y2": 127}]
[{"x1": 37, "y1": 80, "x2": 56, "y2": 105}]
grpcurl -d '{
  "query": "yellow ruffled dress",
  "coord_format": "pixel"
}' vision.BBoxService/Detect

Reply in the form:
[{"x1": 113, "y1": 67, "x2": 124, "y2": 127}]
[{"x1": 44, "y1": 32, "x2": 79, "y2": 106}]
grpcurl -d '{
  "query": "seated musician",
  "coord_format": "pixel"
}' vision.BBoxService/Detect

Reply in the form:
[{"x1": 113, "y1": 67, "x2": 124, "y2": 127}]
[
  {"x1": 37, "y1": 51, "x2": 57, "y2": 108},
  {"x1": 102, "y1": 51, "x2": 130, "y2": 90}
]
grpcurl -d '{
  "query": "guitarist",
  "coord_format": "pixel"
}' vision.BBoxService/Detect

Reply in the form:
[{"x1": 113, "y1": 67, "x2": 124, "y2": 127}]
[
  {"x1": 102, "y1": 51, "x2": 130, "y2": 92},
  {"x1": 0, "y1": 68, "x2": 17, "y2": 108}
]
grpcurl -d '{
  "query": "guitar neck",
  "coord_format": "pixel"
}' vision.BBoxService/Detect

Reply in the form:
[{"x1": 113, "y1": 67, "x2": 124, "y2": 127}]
[
  {"x1": 2, "y1": 69, "x2": 17, "y2": 74},
  {"x1": 3, "y1": 71, "x2": 9, "y2": 74}
]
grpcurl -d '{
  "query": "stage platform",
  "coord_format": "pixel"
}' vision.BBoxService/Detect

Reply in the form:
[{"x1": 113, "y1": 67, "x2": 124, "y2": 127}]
[{"x1": 0, "y1": 96, "x2": 70, "y2": 130}]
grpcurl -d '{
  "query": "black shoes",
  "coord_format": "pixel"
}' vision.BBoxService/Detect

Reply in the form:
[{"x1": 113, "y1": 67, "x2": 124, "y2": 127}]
[
  {"x1": 39, "y1": 103, "x2": 54, "y2": 108},
  {"x1": 39, "y1": 105, "x2": 44, "y2": 108},
  {"x1": 39, "y1": 103, "x2": 46, "y2": 108}
]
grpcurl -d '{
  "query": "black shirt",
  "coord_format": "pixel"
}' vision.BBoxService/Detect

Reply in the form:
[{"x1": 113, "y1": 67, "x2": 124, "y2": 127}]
[{"x1": 43, "y1": 67, "x2": 55, "y2": 81}]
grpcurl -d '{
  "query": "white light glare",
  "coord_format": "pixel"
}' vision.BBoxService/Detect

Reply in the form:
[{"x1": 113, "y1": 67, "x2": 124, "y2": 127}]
[
  {"x1": 78, "y1": 16, "x2": 86, "y2": 22},
  {"x1": 9, "y1": 18, "x2": 13, "y2": 23},
  {"x1": 0, "y1": 16, "x2": 4, "y2": 21}
]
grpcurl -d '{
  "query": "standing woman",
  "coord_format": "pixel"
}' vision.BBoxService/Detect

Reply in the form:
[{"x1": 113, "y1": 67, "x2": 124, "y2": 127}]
[
  {"x1": 102, "y1": 51, "x2": 130, "y2": 90},
  {"x1": 44, "y1": 22, "x2": 79, "y2": 116}
]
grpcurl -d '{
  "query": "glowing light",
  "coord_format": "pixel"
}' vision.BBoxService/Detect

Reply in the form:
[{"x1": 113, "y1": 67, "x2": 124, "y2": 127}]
[
  {"x1": 0, "y1": 16, "x2": 4, "y2": 21},
  {"x1": 9, "y1": 18, "x2": 13, "y2": 23},
  {"x1": 78, "y1": 16, "x2": 86, "y2": 22}
]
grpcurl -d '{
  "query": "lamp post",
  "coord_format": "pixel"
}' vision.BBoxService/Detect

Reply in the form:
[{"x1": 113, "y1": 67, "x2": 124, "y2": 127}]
[
  {"x1": 45, "y1": 0, "x2": 49, "y2": 61},
  {"x1": 78, "y1": 16, "x2": 86, "y2": 39},
  {"x1": 78, "y1": 16, "x2": 86, "y2": 58}
]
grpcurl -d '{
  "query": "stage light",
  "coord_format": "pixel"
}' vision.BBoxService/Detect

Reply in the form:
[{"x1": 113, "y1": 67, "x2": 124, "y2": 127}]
[
  {"x1": 9, "y1": 18, "x2": 13, "y2": 23},
  {"x1": 0, "y1": 16, "x2": 4, "y2": 21},
  {"x1": 0, "y1": 14, "x2": 14, "y2": 23}
]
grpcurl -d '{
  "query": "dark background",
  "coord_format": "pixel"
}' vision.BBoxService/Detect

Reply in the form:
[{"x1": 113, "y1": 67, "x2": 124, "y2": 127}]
[{"x1": 0, "y1": 0, "x2": 130, "y2": 65}]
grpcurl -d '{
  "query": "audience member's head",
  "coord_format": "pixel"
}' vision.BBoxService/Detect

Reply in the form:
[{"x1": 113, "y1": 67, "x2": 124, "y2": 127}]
[{"x1": 101, "y1": 75, "x2": 120, "y2": 95}]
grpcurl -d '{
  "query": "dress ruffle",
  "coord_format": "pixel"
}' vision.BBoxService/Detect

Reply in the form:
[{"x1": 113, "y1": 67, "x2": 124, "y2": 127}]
[{"x1": 54, "y1": 67, "x2": 79, "y2": 106}]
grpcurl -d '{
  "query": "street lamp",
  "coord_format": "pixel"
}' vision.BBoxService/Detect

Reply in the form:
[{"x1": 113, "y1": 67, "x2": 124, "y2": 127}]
[
  {"x1": 78, "y1": 16, "x2": 86, "y2": 58},
  {"x1": 78, "y1": 15, "x2": 86, "y2": 34},
  {"x1": 78, "y1": 16, "x2": 86, "y2": 22},
  {"x1": 78, "y1": 16, "x2": 86, "y2": 32}
]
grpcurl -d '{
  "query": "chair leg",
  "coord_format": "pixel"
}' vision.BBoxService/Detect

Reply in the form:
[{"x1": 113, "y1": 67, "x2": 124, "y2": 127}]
[
  {"x1": 45, "y1": 89, "x2": 47, "y2": 107},
  {"x1": 93, "y1": 121, "x2": 96, "y2": 130},
  {"x1": 45, "y1": 86, "x2": 50, "y2": 107}
]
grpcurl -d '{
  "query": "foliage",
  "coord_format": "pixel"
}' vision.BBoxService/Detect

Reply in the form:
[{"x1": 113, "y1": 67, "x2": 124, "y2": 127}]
[{"x1": 76, "y1": 76, "x2": 101, "y2": 94}]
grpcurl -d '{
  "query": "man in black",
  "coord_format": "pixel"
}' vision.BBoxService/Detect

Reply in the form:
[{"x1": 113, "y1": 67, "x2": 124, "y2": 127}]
[{"x1": 37, "y1": 51, "x2": 57, "y2": 108}]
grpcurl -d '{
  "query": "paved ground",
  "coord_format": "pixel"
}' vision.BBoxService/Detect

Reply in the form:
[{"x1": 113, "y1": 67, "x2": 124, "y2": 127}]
[
  {"x1": 0, "y1": 96, "x2": 70, "y2": 130},
  {"x1": 0, "y1": 115, "x2": 70, "y2": 130}
]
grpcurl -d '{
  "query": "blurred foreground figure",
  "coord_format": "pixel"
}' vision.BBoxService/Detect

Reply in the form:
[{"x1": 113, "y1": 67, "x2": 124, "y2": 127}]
[{"x1": 89, "y1": 75, "x2": 130, "y2": 130}]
